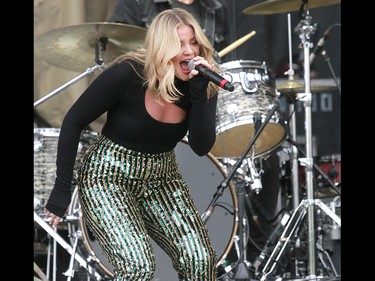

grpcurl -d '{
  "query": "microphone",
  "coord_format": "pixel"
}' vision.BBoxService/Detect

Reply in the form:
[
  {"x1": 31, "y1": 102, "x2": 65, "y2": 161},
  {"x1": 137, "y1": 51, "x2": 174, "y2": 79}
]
[
  {"x1": 310, "y1": 27, "x2": 332, "y2": 64},
  {"x1": 188, "y1": 59, "x2": 234, "y2": 91},
  {"x1": 201, "y1": 205, "x2": 215, "y2": 223}
]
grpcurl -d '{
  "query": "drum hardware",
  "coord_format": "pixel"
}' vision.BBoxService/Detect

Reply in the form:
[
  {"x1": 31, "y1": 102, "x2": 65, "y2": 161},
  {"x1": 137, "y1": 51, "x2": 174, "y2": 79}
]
[
  {"x1": 63, "y1": 230, "x2": 82, "y2": 281},
  {"x1": 34, "y1": 261, "x2": 49, "y2": 281},
  {"x1": 315, "y1": 242, "x2": 339, "y2": 278},
  {"x1": 314, "y1": 210, "x2": 340, "y2": 278},
  {"x1": 34, "y1": 197, "x2": 41, "y2": 212},
  {"x1": 327, "y1": 196, "x2": 341, "y2": 241},
  {"x1": 42, "y1": 211, "x2": 81, "y2": 225},
  {"x1": 257, "y1": 200, "x2": 340, "y2": 281},
  {"x1": 246, "y1": 159, "x2": 263, "y2": 195},
  {"x1": 34, "y1": 22, "x2": 147, "y2": 107},
  {"x1": 254, "y1": 3, "x2": 341, "y2": 280},
  {"x1": 34, "y1": 211, "x2": 104, "y2": 281},
  {"x1": 287, "y1": 99, "x2": 300, "y2": 210},
  {"x1": 281, "y1": 12, "x2": 302, "y2": 211}
]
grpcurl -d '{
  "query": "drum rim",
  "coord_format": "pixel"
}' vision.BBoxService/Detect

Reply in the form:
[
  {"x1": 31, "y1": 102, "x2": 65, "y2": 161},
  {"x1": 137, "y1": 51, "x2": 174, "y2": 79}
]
[
  {"x1": 219, "y1": 59, "x2": 270, "y2": 71},
  {"x1": 34, "y1": 127, "x2": 98, "y2": 136}
]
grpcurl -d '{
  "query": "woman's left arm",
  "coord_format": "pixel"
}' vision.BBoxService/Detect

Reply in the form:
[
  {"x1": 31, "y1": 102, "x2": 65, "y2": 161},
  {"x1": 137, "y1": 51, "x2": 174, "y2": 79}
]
[{"x1": 187, "y1": 75, "x2": 218, "y2": 156}]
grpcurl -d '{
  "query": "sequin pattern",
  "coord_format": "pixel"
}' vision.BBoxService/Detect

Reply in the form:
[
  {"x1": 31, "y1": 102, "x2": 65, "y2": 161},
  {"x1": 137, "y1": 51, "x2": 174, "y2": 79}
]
[{"x1": 77, "y1": 135, "x2": 218, "y2": 280}]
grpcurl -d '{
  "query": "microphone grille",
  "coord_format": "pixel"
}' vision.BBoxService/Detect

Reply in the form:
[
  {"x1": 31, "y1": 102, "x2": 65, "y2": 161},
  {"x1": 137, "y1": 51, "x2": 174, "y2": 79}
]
[{"x1": 187, "y1": 59, "x2": 195, "y2": 71}]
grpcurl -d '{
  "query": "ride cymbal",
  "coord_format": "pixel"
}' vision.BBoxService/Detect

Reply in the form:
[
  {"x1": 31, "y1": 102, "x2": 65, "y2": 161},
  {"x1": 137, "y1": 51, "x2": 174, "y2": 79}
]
[
  {"x1": 243, "y1": 0, "x2": 341, "y2": 15},
  {"x1": 35, "y1": 22, "x2": 147, "y2": 72},
  {"x1": 277, "y1": 80, "x2": 337, "y2": 94}
]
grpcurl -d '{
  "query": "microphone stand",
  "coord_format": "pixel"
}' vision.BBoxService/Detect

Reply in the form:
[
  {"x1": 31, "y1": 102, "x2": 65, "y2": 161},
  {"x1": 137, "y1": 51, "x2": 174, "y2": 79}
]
[
  {"x1": 313, "y1": 22, "x2": 341, "y2": 94},
  {"x1": 34, "y1": 64, "x2": 103, "y2": 108},
  {"x1": 321, "y1": 49, "x2": 341, "y2": 94},
  {"x1": 203, "y1": 104, "x2": 280, "y2": 280}
]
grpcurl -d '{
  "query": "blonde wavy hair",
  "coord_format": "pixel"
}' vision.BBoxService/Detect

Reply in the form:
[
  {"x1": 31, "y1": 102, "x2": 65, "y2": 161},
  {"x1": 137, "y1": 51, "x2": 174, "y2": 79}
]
[{"x1": 111, "y1": 8, "x2": 218, "y2": 103}]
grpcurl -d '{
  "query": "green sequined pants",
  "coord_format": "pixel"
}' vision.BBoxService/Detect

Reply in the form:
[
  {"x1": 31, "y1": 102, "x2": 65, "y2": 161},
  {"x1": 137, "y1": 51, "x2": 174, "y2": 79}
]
[{"x1": 77, "y1": 134, "x2": 218, "y2": 280}]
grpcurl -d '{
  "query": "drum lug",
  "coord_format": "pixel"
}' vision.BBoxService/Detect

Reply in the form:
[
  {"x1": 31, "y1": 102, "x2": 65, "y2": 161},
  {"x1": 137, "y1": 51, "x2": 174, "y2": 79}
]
[{"x1": 240, "y1": 71, "x2": 258, "y2": 93}]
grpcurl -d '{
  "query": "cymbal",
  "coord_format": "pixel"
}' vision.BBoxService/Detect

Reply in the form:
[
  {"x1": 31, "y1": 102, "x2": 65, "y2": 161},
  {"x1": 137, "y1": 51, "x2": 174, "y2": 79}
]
[
  {"x1": 277, "y1": 80, "x2": 337, "y2": 94},
  {"x1": 243, "y1": 0, "x2": 341, "y2": 15},
  {"x1": 35, "y1": 22, "x2": 147, "y2": 72}
]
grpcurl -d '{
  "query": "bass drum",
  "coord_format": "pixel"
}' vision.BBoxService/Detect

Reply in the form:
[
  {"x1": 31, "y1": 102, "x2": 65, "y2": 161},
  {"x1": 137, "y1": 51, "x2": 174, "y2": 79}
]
[{"x1": 68, "y1": 140, "x2": 238, "y2": 279}]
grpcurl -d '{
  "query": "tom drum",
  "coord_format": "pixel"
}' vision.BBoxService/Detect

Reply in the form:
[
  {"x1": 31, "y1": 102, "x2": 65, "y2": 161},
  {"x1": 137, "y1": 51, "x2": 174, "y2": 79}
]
[
  {"x1": 34, "y1": 128, "x2": 98, "y2": 216},
  {"x1": 211, "y1": 60, "x2": 287, "y2": 159}
]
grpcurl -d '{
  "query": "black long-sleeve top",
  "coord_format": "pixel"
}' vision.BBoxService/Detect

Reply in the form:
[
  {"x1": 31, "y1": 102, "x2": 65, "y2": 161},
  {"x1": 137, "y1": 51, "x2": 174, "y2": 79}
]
[{"x1": 45, "y1": 59, "x2": 218, "y2": 217}]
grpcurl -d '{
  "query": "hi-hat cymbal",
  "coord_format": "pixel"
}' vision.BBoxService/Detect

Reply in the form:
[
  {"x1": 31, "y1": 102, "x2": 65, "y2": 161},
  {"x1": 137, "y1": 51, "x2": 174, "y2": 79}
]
[
  {"x1": 277, "y1": 80, "x2": 337, "y2": 94},
  {"x1": 243, "y1": 0, "x2": 341, "y2": 15},
  {"x1": 35, "y1": 22, "x2": 147, "y2": 72}
]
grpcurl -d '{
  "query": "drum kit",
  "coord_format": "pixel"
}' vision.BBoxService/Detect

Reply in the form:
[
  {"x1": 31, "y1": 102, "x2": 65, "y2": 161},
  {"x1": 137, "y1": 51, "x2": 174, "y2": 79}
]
[{"x1": 34, "y1": 0, "x2": 341, "y2": 280}]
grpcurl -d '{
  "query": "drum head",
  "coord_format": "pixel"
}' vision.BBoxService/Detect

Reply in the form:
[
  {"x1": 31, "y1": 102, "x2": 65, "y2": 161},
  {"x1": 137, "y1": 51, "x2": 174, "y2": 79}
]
[{"x1": 68, "y1": 140, "x2": 238, "y2": 279}]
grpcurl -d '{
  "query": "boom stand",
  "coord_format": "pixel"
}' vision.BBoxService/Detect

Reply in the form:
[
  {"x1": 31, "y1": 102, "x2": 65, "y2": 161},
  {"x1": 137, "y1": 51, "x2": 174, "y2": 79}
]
[
  {"x1": 34, "y1": 37, "x2": 108, "y2": 108},
  {"x1": 258, "y1": 7, "x2": 341, "y2": 280},
  {"x1": 202, "y1": 104, "x2": 280, "y2": 280},
  {"x1": 34, "y1": 64, "x2": 103, "y2": 108}
]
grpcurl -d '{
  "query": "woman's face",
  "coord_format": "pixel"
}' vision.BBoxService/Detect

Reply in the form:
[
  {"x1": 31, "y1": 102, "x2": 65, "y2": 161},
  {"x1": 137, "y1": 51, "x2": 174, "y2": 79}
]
[{"x1": 171, "y1": 24, "x2": 200, "y2": 81}]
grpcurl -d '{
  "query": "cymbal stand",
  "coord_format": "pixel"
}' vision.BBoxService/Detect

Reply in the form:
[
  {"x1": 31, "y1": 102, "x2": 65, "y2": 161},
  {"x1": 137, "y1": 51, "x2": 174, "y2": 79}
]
[
  {"x1": 34, "y1": 211, "x2": 104, "y2": 281},
  {"x1": 45, "y1": 227, "x2": 57, "y2": 281},
  {"x1": 34, "y1": 37, "x2": 108, "y2": 108},
  {"x1": 284, "y1": 13, "x2": 300, "y2": 210},
  {"x1": 63, "y1": 230, "x2": 83, "y2": 281},
  {"x1": 34, "y1": 261, "x2": 49, "y2": 281},
  {"x1": 42, "y1": 225, "x2": 58, "y2": 281},
  {"x1": 257, "y1": 5, "x2": 342, "y2": 280}
]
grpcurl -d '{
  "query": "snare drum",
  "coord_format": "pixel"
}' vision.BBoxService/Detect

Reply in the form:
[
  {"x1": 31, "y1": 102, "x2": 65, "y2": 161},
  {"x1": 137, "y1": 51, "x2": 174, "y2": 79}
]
[{"x1": 210, "y1": 60, "x2": 287, "y2": 158}]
